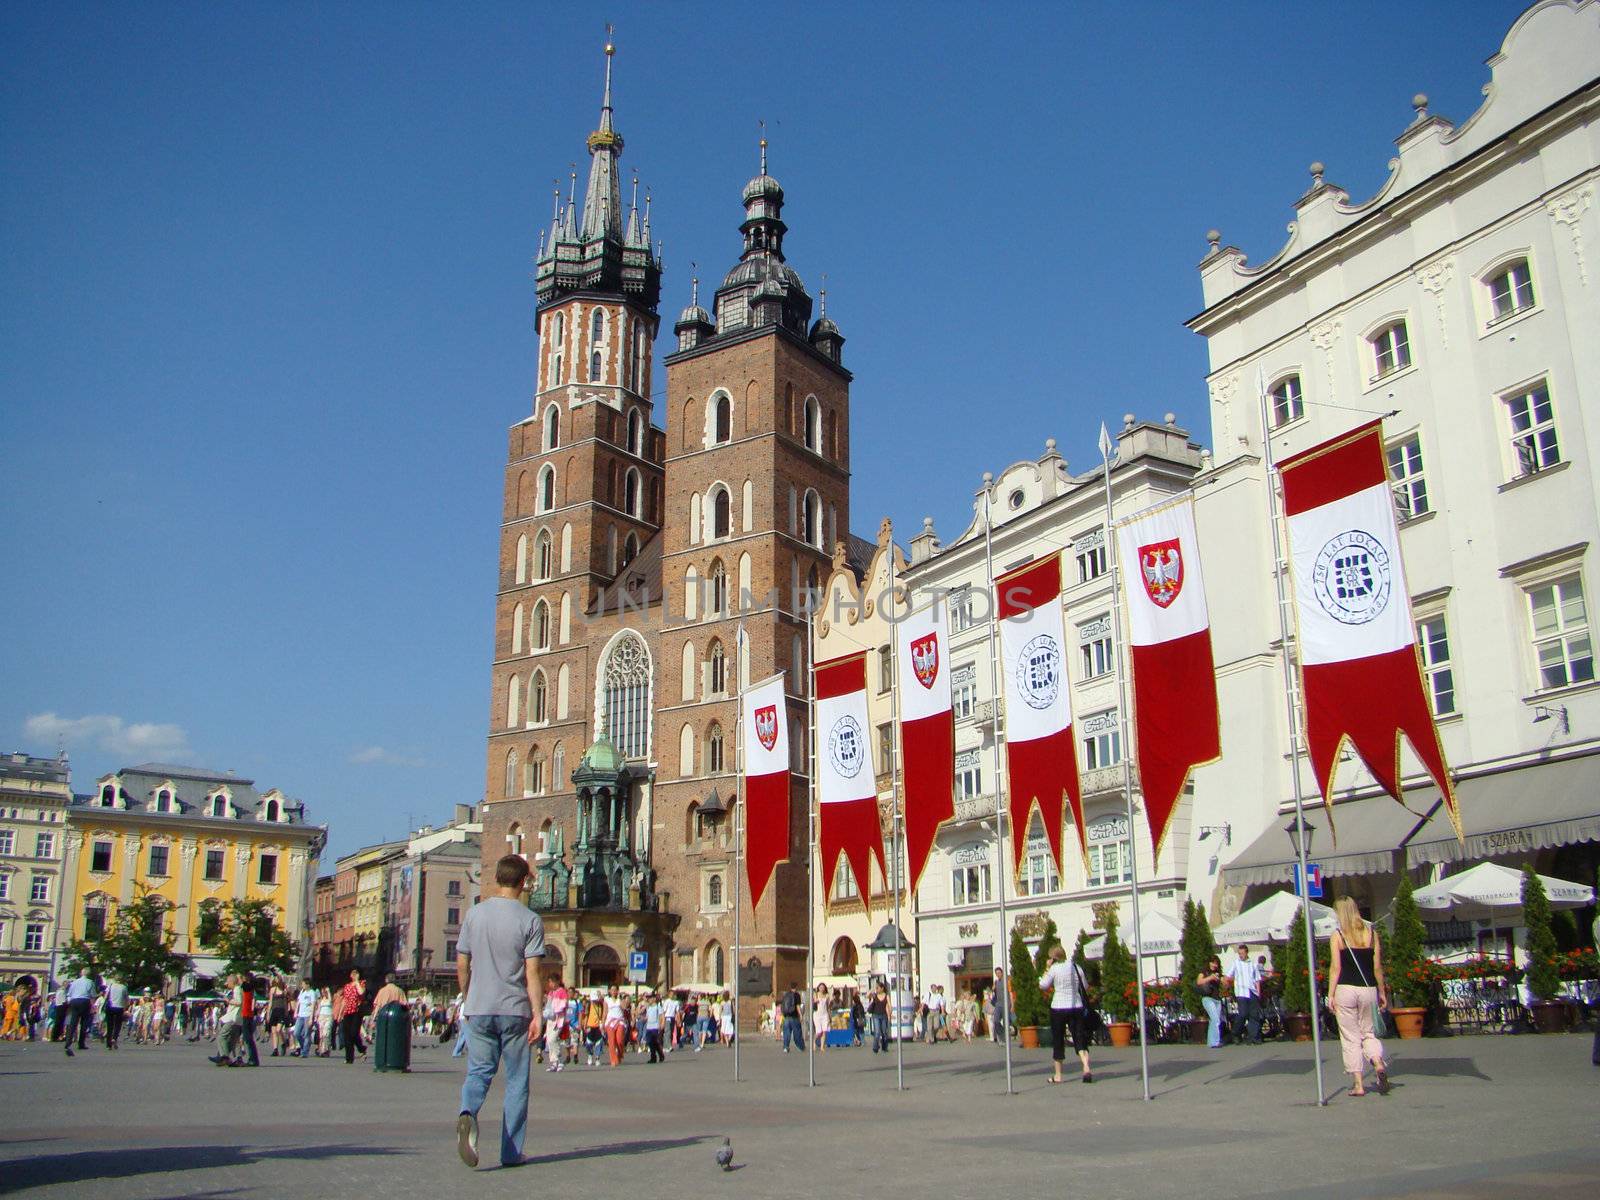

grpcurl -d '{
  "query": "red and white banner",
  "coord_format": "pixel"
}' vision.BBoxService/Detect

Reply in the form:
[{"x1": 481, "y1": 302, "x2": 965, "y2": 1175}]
[
  {"x1": 814, "y1": 651, "x2": 886, "y2": 913},
  {"x1": 1278, "y1": 419, "x2": 1459, "y2": 833},
  {"x1": 997, "y1": 555, "x2": 1081, "y2": 874},
  {"x1": 740, "y1": 671, "x2": 790, "y2": 909},
  {"x1": 895, "y1": 600, "x2": 954, "y2": 893},
  {"x1": 1114, "y1": 495, "x2": 1221, "y2": 866}
]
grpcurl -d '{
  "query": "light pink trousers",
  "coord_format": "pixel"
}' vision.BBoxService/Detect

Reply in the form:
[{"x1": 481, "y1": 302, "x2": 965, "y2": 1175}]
[{"x1": 1332, "y1": 984, "x2": 1384, "y2": 1075}]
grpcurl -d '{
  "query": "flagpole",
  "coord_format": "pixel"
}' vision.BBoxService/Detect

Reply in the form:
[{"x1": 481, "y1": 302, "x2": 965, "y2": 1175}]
[
  {"x1": 1101, "y1": 424, "x2": 1151, "y2": 1103},
  {"x1": 886, "y1": 533, "x2": 907, "y2": 1092},
  {"x1": 979, "y1": 477, "x2": 1015, "y2": 1096},
  {"x1": 805, "y1": 601, "x2": 818, "y2": 1089},
  {"x1": 733, "y1": 624, "x2": 745, "y2": 1084},
  {"x1": 1256, "y1": 370, "x2": 1328, "y2": 1107}
]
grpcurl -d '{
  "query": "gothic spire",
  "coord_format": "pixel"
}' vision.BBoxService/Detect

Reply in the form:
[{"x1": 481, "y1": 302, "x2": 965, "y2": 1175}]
[{"x1": 580, "y1": 36, "x2": 625, "y2": 242}]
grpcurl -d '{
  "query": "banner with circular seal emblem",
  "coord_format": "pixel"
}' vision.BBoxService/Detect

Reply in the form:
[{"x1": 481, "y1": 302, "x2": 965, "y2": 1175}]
[{"x1": 814, "y1": 651, "x2": 886, "y2": 914}]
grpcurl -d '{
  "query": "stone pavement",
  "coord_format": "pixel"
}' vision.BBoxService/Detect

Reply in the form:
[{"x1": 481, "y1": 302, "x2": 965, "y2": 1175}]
[{"x1": 1, "y1": 1028, "x2": 1595, "y2": 1198}]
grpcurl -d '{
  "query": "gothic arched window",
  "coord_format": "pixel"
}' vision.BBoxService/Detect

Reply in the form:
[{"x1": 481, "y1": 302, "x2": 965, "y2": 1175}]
[
  {"x1": 504, "y1": 750, "x2": 519, "y2": 798},
  {"x1": 802, "y1": 490, "x2": 822, "y2": 549},
  {"x1": 621, "y1": 532, "x2": 639, "y2": 569},
  {"x1": 709, "y1": 640, "x2": 726, "y2": 696},
  {"x1": 531, "y1": 671, "x2": 548, "y2": 724},
  {"x1": 544, "y1": 404, "x2": 560, "y2": 451},
  {"x1": 804, "y1": 395, "x2": 821, "y2": 452},
  {"x1": 535, "y1": 531, "x2": 552, "y2": 580},
  {"x1": 711, "y1": 487, "x2": 731, "y2": 539},
  {"x1": 624, "y1": 468, "x2": 641, "y2": 517},
  {"x1": 591, "y1": 308, "x2": 605, "y2": 345},
  {"x1": 628, "y1": 409, "x2": 643, "y2": 455},
  {"x1": 534, "y1": 601, "x2": 550, "y2": 650},
  {"x1": 709, "y1": 559, "x2": 728, "y2": 617},
  {"x1": 538, "y1": 466, "x2": 555, "y2": 513},
  {"x1": 714, "y1": 395, "x2": 731, "y2": 445},
  {"x1": 600, "y1": 631, "x2": 651, "y2": 760},
  {"x1": 706, "y1": 722, "x2": 725, "y2": 773},
  {"x1": 708, "y1": 874, "x2": 723, "y2": 907}
]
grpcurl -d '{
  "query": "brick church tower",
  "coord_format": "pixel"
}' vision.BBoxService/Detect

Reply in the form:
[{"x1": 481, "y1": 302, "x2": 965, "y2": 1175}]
[{"x1": 481, "y1": 48, "x2": 854, "y2": 1003}]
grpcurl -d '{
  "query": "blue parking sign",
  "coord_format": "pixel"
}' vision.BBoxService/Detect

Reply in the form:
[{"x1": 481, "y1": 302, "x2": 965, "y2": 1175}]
[
  {"x1": 1292, "y1": 863, "x2": 1324, "y2": 899},
  {"x1": 628, "y1": 950, "x2": 648, "y2": 981}
]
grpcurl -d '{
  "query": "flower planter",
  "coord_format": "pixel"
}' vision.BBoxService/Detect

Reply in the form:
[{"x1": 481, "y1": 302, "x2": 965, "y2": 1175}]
[
  {"x1": 1185, "y1": 1016, "x2": 1210, "y2": 1044},
  {"x1": 1529, "y1": 1001, "x2": 1566, "y2": 1034},
  {"x1": 1390, "y1": 1006, "x2": 1426, "y2": 1039},
  {"x1": 1283, "y1": 1011, "x2": 1313, "y2": 1042},
  {"x1": 1018, "y1": 1025, "x2": 1042, "y2": 1049},
  {"x1": 1108, "y1": 1021, "x2": 1134, "y2": 1048}
]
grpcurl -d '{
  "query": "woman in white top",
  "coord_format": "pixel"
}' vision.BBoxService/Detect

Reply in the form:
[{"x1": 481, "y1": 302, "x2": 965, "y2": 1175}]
[{"x1": 1039, "y1": 944, "x2": 1094, "y2": 1084}]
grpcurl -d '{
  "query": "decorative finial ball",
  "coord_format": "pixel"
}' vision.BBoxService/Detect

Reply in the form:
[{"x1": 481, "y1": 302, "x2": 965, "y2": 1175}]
[
  {"x1": 981, "y1": 472, "x2": 993, "y2": 485},
  {"x1": 922, "y1": 517, "x2": 934, "y2": 532},
  {"x1": 605, "y1": 43, "x2": 614, "y2": 55},
  {"x1": 759, "y1": 137, "x2": 767, "y2": 149},
  {"x1": 1206, "y1": 229, "x2": 1221, "y2": 246},
  {"x1": 1123, "y1": 413, "x2": 1135, "y2": 427},
  {"x1": 1412, "y1": 92, "x2": 1428, "y2": 111},
  {"x1": 1164, "y1": 412, "x2": 1176, "y2": 426},
  {"x1": 1045, "y1": 437, "x2": 1057, "y2": 452},
  {"x1": 1309, "y1": 161, "x2": 1325, "y2": 179}
]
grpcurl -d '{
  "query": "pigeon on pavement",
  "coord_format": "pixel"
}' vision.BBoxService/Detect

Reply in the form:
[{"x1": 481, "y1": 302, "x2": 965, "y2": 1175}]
[{"x1": 716, "y1": 1137, "x2": 733, "y2": 1171}]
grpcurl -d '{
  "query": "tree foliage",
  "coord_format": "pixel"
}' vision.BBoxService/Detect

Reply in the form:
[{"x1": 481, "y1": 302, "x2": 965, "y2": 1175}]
[
  {"x1": 1387, "y1": 873, "x2": 1430, "y2": 1008},
  {"x1": 1098, "y1": 908, "x2": 1137, "y2": 1023},
  {"x1": 1522, "y1": 866, "x2": 1561, "y2": 1003},
  {"x1": 61, "y1": 888, "x2": 190, "y2": 993},
  {"x1": 1283, "y1": 903, "x2": 1312, "y2": 1013},
  {"x1": 205, "y1": 898, "x2": 299, "y2": 979},
  {"x1": 1178, "y1": 898, "x2": 1218, "y2": 1014},
  {"x1": 1009, "y1": 927, "x2": 1047, "y2": 1028}
]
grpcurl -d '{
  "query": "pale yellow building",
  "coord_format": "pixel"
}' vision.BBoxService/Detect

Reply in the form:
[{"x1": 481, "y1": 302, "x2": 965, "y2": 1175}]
[
  {"x1": 0, "y1": 752, "x2": 72, "y2": 992},
  {"x1": 59, "y1": 762, "x2": 324, "y2": 983}
]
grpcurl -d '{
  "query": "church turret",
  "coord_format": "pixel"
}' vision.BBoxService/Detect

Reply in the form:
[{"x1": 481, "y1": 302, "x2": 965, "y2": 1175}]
[{"x1": 707, "y1": 138, "x2": 813, "y2": 338}]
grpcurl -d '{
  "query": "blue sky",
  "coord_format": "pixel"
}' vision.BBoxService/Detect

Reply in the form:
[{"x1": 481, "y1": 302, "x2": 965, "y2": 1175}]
[{"x1": 2, "y1": 1, "x2": 1522, "y2": 861}]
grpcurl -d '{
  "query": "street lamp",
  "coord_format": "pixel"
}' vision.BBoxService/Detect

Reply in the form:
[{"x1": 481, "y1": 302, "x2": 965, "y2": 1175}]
[{"x1": 1284, "y1": 816, "x2": 1316, "y2": 861}]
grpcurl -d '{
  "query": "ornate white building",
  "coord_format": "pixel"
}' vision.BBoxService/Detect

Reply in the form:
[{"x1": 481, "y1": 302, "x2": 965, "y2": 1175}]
[{"x1": 1187, "y1": 0, "x2": 1600, "y2": 939}]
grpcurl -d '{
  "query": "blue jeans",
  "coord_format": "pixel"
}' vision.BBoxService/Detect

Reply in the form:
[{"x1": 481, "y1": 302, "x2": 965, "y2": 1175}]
[
  {"x1": 1233, "y1": 996, "x2": 1262, "y2": 1044},
  {"x1": 870, "y1": 1013, "x2": 888, "y2": 1053},
  {"x1": 241, "y1": 1017, "x2": 260, "y2": 1066},
  {"x1": 1202, "y1": 996, "x2": 1223, "y2": 1047},
  {"x1": 781, "y1": 1015, "x2": 804, "y2": 1052},
  {"x1": 293, "y1": 1016, "x2": 311, "y2": 1056},
  {"x1": 460, "y1": 1015, "x2": 531, "y2": 1166}
]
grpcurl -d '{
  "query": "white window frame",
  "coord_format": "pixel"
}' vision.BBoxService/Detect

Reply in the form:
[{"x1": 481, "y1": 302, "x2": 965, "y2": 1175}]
[
  {"x1": 24, "y1": 923, "x2": 45, "y2": 953},
  {"x1": 1416, "y1": 612, "x2": 1457, "y2": 718},
  {"x1": 1081, "y1": 710, "x2": 1122, "y2": 770},
  {"x1": 1078, "y1": 614, "x2": 1113, "y2": 680},
  {"x1": 955, "y1": 749, "x2": 983, "y2": 801},
  {"x1": 1086, "y1": 816, "x2": 1133, "y2": 888},
  {"x1": 1386, "y1": 432, "x2": 1430, "y2": 521},
  {"x1": 34, "y1": 832, "x2": 54, "y2": 859},
  {"x1": 951, "y1": 665, "x2": 978, "y2": 720},
  {"x1": 1074, "y1": 529, "x2": 1107, "y2": 585},
  {"x1": 1370, "y1": 320, "x2": 1411, "y2": 381},
  {"x1": 1270, "y1": 374, "x2": 1305, "y2": 428},
  {"x1": 1526, "y1": 574, "x2": 1594, "y2": 692},
  {"x1": 0, "y1": 830, "x2": 13, "y2": 856},
  {"x1": 950, "y1": 861, "x2": 993, "y2": 907},
  {"x1": 1486, "y1": 258, "x2": 1536, "y2": 324},
  {"x1": 29, "y1": 873, "x2": 49, "y2": 903},
  {"x1": 1503, "y1": 380, "x2": 1561, "y2": 478},
  {"x1": 832, "y1": 858, "x2": 859, "y2": 901}
]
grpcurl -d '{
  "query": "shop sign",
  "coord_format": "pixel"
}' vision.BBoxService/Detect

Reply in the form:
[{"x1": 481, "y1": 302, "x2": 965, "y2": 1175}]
[
  {"x1": 1079, "y1": 614, "x2": 1112, "y2": 643},
  {"x1": 1013, "y1": 911, "x2": 1050, "y2": 939},
  {"x1": 1087, "y1": 815, "x2": 1129, "y2": 844},
  {"x1": 952, "y1": 842, "x2": 990, "y2": 867},
  {"x1": 957, "y1": 923, "x2": 980, "y2": 940},
  {"x1": 1082, "y1": 710, "x2": 1120, "y2": 736}
]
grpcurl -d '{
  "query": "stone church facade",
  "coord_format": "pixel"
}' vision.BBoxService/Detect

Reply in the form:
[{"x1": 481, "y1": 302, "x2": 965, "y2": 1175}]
[{"x1": 479, "y1": 46, "x2": 861, "y2": 1003}]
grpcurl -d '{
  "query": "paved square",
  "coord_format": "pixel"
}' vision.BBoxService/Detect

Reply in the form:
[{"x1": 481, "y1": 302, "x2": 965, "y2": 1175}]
[{"x1": 1, "y1": 1030, "x2": 1596, "y2": 1198}]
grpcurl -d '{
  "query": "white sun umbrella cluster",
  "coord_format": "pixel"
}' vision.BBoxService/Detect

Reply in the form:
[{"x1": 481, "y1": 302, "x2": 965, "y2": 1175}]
[
  {"x1": 1212, "y1": 890, "x2": 1339, "y2": 945},
  {"x1": 1082, "y1": 908, "x2": 1184, "y2": 960},
  {"x1": 1412, "y1": 862, "x2": 1594, "y2": 923}
]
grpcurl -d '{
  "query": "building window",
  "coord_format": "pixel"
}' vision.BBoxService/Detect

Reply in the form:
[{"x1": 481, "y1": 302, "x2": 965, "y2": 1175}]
[
  {"x1": 536, "y1": 532, "x2": 552, "y2": 580},
  {"x1": 804, "y1": 396, "x2": 821, "y2": 452},
  {"x1": 99, "y1": 784, "x2": 117, "y2": 807},
  {"x1": 878, "y1": 644, "x2": 893, "y2": 693},
  {"x1": 833, "y1": 859, "x2": 859, "y2": 901},
  {"x1": 713, "y1": 395, "x2": 731, "y2": 445},
  {"x1": 29, "y1": 873, "x2": 49, "y2": 902},
  {"x1": 950, "y1": 589, "x2": 977, "y2": 632},
  {"x1": 264, "y1": 799, "x2": 280, "y2": 822},
  {"x1": 1079, "y1": 615, "x2": 1113, "y2": 679},
  {"x1": 624, "y1": 468, "x2": 641, "y2": 518},
  {"x1": 1270, "y1": 374, "x2": 1304, "y2": 427},
  {"x1": 1017, "y1": 818, "x2": 1060, "y2": 898},
  {"x1": 544, "y1": 404, "x2": 560, "y2": 451},
  {"x1": 709, "y1": 640, "x2": 726, "y2": 696},
  {"x1": 1082, "y1": 710, "x2": 1122, "y2": 770},
  {"x1": 445, "y1": 940, "x2": 458, "y2": 963},
  {"x1": 24, "y1": 923, "x2": 45, "y2": 953},
  {"x1": 538, "y1": 465, "x2": 556, "y2": 512},
  {"x1": 0, "y1": 830, "x2": 13, "y2": 856},
  {"x1": 531, "y1": 671, "x2": 548, "y2": 723},
  {"x1": 204, "y1": 848, "x2": 225, "y2": 880},
  {"x1": 447, "y1": 879, "x2": 462, "y2": 897},
  {"x1": 534, "y1": 601, "x2": 551, "y2": 650},
  {"x1": 1386, "y1": 434, "x2": 1429, "y2": 519},
  {"x1": 1086, "y1": 816, "x2": 1133, "y2": 888},
  {"x1": 34, "y1": 832, "x2": 54, "y2": 859},
  {"x1": 0, "y1": 873, "x2": 9, "y2": 900},
  {"x1": 876, "y1": 723, "x2": 894, "y2": 775},
  {"x1": 154, "y1": 788, "x2": 174, "y2": 813},
  {"x1": 446, "y1": 906, "x2": 461, "y2": 927},
  {"x1": 955, "y1": 749, "x2": 983, "y2": 801},
  {"x1": 528, "y1": 755, "x2": 545, "y2": 795},
  {"x1": 148, "y1": 844, "x2": 170, "y2": 877},
  {"x1": 1527, "y1": 575, "x2": 1593, "y2": 690},
  {"x1": 711, "y1": 487, "x2": 731, "y2": 539},
  {"x1": 1488, "y1": 259, "x2": 1535, "y2": 321},
  {"x1": 258, "y1": 853, "x2": 278, "y2": 885},
  {"x1": 707, "y1": 873, "x2": 723, "y2": 909},
  {"x1": 709, "y1": 560, "x2": 728, "y2": 617},
  {"x1": 83, "y1": 904, "x2": 107, "y2": 941},
  {"x1": 1417, "y1": 615, "x2": 1456, "y2": 717},
  {"x1": 952, "y1": 666, "x2": 977, "y2": 720},
  {"x1": 601, "y1": 631, "x2": 652, "y2": 760},
  {"x1": 1074, "y1": 529, "x2": 1107, "y2": 584},
  {"x1": 707, "y1": 724, "x2": 725, "y2": 774},
  {"x1": 1370, "y1": 320, "x2": 1411, "y2": 379},
  {"x1": 211, "y1": 795, "x2": 227, "y2": 818},
  {"x1": 802, "y1": 490, "x2": 822, "y2": 549},
  {"x1": 1506, "y1": 382, "x2": 1560, "y2": 476},
  {"x1": 951, "y1": 860, "x2": 992, "y2": 907}
]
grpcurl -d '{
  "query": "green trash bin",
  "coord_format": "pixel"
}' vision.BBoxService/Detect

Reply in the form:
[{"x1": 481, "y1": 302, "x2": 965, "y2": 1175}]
[{"x1": 373, "y1": 1002, "x2": 411, "y2": 1073}]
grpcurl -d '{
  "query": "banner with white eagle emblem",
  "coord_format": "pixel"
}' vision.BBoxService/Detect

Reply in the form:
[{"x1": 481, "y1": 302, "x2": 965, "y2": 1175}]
[
  {"x1": 740, "y1": 672, "x2": 791, "y2": 908},
  {"x1": 895, "y1": 599, "x2": 954, "y2": 893}
]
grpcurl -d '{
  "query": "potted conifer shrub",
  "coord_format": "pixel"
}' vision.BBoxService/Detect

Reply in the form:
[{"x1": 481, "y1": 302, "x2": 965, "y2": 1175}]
[
  {"x1": 1281, "y1": 903, "x2": 1314, "y2": 1041},
  {"x1": 1177, "y1": 898, "x2": 1218, "y2": 1044},
  {"x1": 1386, "y1": 874, "x2": 1431, "y2": 1038},
  {"x1": 1009, "y1": 928, "x2": 1046, "y2": 1048},
  {"x1": 1522, "y1": 866, "x2": 1566, "y2": 1033},
  {"x1": 1098, "y1": 909, "x2": 1137, "y2": 1047}
]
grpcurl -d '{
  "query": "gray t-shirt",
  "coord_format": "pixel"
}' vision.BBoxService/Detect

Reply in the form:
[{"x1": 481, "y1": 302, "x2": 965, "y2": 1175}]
[{"x1": 458, "y1": 897, "x2": 544, "y2": 1018}]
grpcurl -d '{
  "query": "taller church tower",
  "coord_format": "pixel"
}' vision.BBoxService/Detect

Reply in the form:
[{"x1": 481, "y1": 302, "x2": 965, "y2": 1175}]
[{"x1": 656, "y1": 139, "x2": 852, "y2": 997}]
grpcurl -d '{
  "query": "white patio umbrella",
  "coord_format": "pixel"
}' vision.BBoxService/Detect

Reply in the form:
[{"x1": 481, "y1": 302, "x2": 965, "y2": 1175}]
[
  {"x1": 1411, "y1": 862, "x2": 1594, "y2": 923},
  {"x1": 1083, "y1": 909, "x2": 1184, "y2": 960},
  {"x1": 1212, "y1": 890, "x2": 1338, "y2": 945}
]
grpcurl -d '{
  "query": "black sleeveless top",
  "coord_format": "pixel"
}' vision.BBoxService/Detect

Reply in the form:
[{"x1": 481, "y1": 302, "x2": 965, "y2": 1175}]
[{"x1": 1338, "y1": 943, "x2": 1376, "y2": 987}]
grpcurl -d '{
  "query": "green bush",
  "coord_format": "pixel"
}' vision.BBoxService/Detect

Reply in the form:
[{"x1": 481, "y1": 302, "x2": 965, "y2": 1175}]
[
  {"x1": 1009, "y1": 927, "x2": 1047, "y2": 1028},
  {"x1": 1178, "y1": 898, "x2": 1218, "y2": 1015},
  {"x1": 1098, "y1": 908, "x2": 1137, "y2": 1023},
  {"x1": 1033, "y1": 917, "x2": 1060, "y2": 975},
  {"x1": 1072, "y1": 927, "x2": 1102, "y2": 991},
  {"x1": 1282, "y1": 904, "x2": 1312, "y2": 1013},
  {"x1": 1387, "y1": 874, "x2": 1431, "y2": 1008},
  {"x1": 1522, "y1": 866, "x2": 1561, "y2": 1003}
]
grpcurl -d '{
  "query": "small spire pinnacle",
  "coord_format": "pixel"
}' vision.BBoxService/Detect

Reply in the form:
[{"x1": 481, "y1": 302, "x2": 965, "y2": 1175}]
[
  {"x1": 758, "y1": 119, "x2": 768, "y2": 175},
  {"x1": 603, "y1": 24, "x2": 615, "y2": 110},
  {"x1": 819, "y1": 272, "x2": 827, "y2": 317},
  {"x1": 690, "y1": 261, "x2": 699, "y2": 307}
]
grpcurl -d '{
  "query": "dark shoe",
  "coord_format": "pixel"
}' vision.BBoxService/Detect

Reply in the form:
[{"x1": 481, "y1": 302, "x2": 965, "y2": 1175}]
[
  {"x1": 1082, "y1": 1072, "x2": 1094, "y2": 1084},
  {"x1": 456, "y1": 1113, "x2": 479, "y2": 1168},
  {"x1": 64, "y1": 1048, "x2": 73, "y2": 1057},
  {"x1": 1375, "y1": 1067, "x2": 1389, "y2": 1095}
]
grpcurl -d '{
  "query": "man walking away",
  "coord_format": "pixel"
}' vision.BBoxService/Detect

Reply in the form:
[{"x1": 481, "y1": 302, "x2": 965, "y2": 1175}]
[
  {"x1": 644, "y1": 994, "x2": 664, "y2": 1063},
  {"x1": 455, "y1": 854, "x2": 544, "y2": 1171},
  {"x1": 779, "y1": 985, "x2": 804, "y2": 1053},
  {"x1": 1226, "y1": 944, "x2": 1264, "y2": 1045},
  {"x1": 62, "y1": 969, "x2": 95, "y2": 1056},
  {"x1": 104, "y1": 977, "x2": 129, "y2": 1050},
  {"x1": 212, "y1": 974, "x2": 243, "y2": 1066},
  {"x1": 238, "y1": 975, "x2": 261, "y2": 1066}
]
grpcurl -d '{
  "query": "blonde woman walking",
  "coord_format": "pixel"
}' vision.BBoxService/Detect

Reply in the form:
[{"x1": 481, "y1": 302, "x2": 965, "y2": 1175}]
[{"x1": 1328, "y1": 896, "x2": 1389, "y2": 1097}]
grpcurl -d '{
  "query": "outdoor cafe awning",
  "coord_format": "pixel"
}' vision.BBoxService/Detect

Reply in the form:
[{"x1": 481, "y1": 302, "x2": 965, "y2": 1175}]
[{"x1": 1220, "y1": 750, "x2": 1600, "y2": 887}]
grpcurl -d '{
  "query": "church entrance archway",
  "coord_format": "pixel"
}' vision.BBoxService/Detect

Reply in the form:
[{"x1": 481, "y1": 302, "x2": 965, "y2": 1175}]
[{"x1": 583, "y1": 943, "x2": 622, "y2": 987}]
